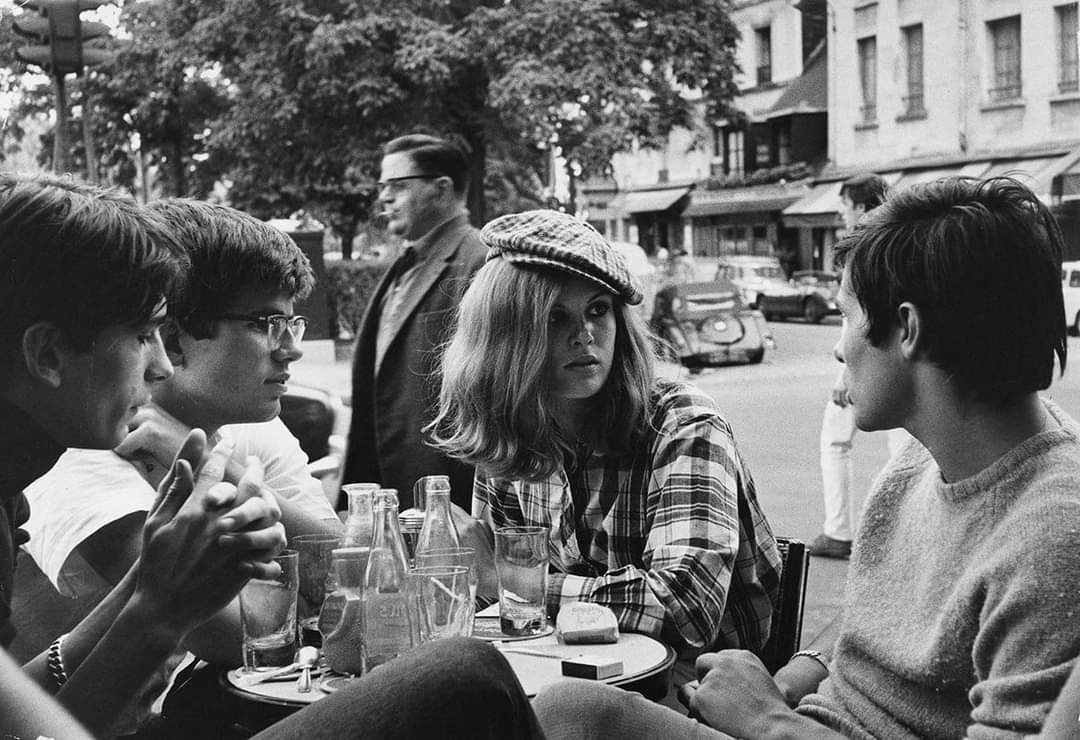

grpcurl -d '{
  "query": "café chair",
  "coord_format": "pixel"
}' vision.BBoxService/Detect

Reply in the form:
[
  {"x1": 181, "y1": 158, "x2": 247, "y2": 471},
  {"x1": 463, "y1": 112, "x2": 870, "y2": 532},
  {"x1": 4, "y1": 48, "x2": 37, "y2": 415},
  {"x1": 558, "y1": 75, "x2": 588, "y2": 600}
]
[
  {"x1": 278, "y1": 384, "x2": 345, "y2": 504},
  {"x1": 758, "y1": 536, "x2": 810, "y2": 674}
]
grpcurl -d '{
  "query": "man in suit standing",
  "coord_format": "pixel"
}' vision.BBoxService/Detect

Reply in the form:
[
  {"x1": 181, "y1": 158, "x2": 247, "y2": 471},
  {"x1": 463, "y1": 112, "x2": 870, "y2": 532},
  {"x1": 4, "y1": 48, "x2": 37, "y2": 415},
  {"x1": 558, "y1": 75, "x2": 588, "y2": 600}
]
[{"x1": 342, "y1": 134, "x2": 486, "y2": 509}]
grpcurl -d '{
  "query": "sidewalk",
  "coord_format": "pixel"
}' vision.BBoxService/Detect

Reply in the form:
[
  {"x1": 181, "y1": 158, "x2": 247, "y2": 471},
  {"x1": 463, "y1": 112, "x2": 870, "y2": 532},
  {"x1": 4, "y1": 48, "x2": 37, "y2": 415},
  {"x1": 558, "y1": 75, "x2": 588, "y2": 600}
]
[{"x1": 292, "y1": 340, "x2": 846, "y2": 657}]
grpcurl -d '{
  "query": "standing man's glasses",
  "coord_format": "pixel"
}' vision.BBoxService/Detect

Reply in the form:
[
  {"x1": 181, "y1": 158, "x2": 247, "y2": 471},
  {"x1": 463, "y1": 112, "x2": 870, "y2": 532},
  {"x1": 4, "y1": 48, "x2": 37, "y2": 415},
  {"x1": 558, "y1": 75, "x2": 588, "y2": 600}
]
[
  {"x1": 213, "y1": 313, "x2": 308, "y2": 348},
  {"x1": 377, "y1": 174, "x2": 439, "y2": 195}
]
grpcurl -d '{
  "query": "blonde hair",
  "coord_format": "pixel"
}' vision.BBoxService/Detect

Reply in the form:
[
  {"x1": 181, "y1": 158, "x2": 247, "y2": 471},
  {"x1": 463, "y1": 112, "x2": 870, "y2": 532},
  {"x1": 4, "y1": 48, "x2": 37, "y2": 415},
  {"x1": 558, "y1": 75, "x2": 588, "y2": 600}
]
[{"x1": 426, "y1": 259, "x2": 657, "y2": 480}]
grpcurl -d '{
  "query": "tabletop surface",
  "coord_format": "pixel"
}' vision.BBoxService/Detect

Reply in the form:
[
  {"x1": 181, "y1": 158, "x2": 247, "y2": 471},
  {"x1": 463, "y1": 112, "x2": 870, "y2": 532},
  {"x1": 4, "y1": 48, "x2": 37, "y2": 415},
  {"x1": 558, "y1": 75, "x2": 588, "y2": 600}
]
[{"x1": 223, "y1": 624, "x2": 675, "y2": 705}]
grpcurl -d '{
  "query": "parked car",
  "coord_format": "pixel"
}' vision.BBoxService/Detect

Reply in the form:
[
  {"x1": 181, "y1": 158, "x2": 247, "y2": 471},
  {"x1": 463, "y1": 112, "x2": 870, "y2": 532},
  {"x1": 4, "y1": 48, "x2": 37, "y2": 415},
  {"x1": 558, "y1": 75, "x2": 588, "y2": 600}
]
[
  {"x1": 714, "y1": 255, "x2": 789, "y2": 308},
  {"x1": 757, "y1": 270, "x2": 841, "y2": 323},
  {"x1": 651, "y1": 278, "x2": 775, "y2": 369},
  {"x1": 1063, "y1": 260, "x2": 1080, "y2": 335}
]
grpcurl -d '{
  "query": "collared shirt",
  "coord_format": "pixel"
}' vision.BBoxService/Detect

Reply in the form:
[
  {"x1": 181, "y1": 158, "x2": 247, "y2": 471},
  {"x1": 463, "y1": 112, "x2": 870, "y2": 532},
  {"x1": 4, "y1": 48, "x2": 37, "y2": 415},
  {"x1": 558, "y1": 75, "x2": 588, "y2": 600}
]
[
  {"x1": 376, "y1": 210, "x2": 470, "y2": 366},
  {"x1": 473, "y1": 380, "x2": 782, "y2": 651},
  {"x1": 0, "y1": 395, "x2": 64, "y2": 647}
]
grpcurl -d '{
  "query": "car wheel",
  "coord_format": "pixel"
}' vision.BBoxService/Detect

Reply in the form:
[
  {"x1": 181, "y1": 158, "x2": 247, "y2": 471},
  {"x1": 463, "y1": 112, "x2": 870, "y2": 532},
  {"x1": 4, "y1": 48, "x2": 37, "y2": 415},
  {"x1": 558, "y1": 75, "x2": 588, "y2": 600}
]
[
  {"x1": 1074, "y1": 311, "x2": 1080, "y2": 337},
  {"x1": 803, "y1": 298, "x2": 826, "y2": 323},
  {"x1": 747, "y1": 347, "x2": 765, "y2": 364}
]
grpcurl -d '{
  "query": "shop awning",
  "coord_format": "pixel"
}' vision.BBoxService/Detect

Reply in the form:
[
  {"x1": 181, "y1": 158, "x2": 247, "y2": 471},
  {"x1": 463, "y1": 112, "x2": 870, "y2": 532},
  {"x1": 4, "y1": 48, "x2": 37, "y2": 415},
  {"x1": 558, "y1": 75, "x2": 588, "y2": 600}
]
[
  {"x1": 889, "y1": 162, "x2": 991, "y2": 189},
  {"x1": 684, "y1": 183, "x2": 806, "y2": 217},
  {"x1": 617, "y1": 186, "x2": 693, "y2": 214}
]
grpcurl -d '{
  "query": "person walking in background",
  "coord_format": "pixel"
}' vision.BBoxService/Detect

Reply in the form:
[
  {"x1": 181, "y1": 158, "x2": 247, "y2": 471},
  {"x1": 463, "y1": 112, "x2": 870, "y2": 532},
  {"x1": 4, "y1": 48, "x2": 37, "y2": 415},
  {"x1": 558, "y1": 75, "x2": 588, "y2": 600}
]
[
  {"x1": 342, "y1": 133, "x2": 486, "y2": 509},
  {"x1": 810, "y1": 172, "x2": 908, "y2": 559}
]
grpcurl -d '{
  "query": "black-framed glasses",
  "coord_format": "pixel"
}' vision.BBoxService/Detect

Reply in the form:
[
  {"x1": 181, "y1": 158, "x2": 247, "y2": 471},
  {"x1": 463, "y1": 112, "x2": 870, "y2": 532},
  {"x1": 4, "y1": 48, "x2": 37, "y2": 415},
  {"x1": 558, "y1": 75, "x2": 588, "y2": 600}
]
[
  {"x1": 376, "y1": 174, "x2": 440, "y2": 193},
  {"x1": 213, "y1": 313, "x2": 308, "y2": 348}
]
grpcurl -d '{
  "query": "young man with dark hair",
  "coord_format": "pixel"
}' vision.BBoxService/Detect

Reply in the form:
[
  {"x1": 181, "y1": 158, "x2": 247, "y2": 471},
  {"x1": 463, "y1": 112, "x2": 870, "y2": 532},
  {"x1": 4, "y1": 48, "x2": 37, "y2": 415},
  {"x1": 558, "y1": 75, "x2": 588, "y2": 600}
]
[
  {"x1": 19, "y1": 199, "x2": 343, "y2": 731},
  {"x1": 0, "y1": 176, "x2": 542, "y2": 740},
  {"x1": 531, "y1": 176, "x2": 1080, "y2": 739},
  {"x1": 342, "y1": 133, "x2": 486, "y2": 508},
  {"x1": 809, "y1": 171, "x2": 907, "y2": 559},
  {"x1": 0, "y1": 173, "x2": 285, "y2": 739}
]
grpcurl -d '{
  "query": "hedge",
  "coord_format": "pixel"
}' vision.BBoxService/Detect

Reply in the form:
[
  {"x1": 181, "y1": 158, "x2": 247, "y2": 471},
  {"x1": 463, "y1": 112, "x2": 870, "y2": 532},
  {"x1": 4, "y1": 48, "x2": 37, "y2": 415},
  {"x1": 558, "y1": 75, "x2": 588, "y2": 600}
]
[{"x1": 324, "y1": 258, "x2": 392, "y2": 338}]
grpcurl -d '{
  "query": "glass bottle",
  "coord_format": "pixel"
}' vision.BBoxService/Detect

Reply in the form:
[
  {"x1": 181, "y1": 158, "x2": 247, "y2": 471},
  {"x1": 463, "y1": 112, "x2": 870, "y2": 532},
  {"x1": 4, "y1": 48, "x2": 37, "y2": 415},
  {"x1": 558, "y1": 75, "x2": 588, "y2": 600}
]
[
  {"x1": 362, "y1": 489, "x2": 419, "y2": 671},
  {"x1": 318, "y1": 547, "x2": 368, "y2": 675},
  {"x1": 414, "y1": 475, "x2": 461, "y2": 557},
  {"x1": 341, "y1": 482, "x2": 377, "y2": 548}
]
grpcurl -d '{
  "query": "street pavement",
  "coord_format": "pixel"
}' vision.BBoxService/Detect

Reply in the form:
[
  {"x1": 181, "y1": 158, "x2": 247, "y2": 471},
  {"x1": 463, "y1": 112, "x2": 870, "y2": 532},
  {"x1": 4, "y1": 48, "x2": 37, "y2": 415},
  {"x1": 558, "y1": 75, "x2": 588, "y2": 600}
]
[{"x1": 293, "y1": 321, "x2": 1080, "y2": 659}]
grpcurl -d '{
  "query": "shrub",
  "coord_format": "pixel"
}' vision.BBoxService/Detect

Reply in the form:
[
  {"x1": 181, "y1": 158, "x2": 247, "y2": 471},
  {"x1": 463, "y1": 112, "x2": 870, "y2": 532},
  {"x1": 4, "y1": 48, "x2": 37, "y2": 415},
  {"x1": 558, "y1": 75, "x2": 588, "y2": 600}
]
[{"x1": 325, "y1": 258, "x2": 392, "y2": 338}]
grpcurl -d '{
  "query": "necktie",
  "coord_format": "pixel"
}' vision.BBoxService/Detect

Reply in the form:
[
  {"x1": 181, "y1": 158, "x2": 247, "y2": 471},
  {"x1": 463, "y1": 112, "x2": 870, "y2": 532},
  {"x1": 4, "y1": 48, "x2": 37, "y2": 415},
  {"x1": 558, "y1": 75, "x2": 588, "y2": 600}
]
[{"x1": 388, "y1": 246, "x2": 418, "y2": 285}]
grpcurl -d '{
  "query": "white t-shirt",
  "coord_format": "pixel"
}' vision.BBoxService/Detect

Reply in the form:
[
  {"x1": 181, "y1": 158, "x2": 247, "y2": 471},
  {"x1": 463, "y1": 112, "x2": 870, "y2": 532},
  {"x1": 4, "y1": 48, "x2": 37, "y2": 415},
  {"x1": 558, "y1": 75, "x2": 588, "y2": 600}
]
[{"x1": 23, "y1": 417, "x2": 337, "y2": 597}]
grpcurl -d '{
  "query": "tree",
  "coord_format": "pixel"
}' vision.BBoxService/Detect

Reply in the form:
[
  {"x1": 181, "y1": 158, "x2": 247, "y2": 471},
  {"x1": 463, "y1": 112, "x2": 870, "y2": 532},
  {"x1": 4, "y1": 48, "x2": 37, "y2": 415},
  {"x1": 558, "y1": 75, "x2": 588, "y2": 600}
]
[
  {"x1": 2, "y1": 1, "x2": 743, "y2": 254},
  {"x1": 179, "y1": 0, "x2": 741, "y2": 252}
]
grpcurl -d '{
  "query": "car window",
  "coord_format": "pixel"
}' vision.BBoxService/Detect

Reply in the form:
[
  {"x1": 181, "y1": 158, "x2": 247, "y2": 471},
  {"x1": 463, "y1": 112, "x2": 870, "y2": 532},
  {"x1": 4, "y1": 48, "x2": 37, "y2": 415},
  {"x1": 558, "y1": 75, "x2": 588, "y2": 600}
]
[{"x1": 1071, "y1": 271, "x2": 1080, "y2": 288}]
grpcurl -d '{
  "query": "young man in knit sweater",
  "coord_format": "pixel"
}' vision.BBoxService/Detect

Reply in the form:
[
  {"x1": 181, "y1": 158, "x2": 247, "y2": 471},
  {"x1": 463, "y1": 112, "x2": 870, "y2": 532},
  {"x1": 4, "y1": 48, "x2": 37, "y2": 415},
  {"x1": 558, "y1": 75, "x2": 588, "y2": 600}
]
[{"x1": 530, "y1": 176, "x2": 1080, "y2": 739}]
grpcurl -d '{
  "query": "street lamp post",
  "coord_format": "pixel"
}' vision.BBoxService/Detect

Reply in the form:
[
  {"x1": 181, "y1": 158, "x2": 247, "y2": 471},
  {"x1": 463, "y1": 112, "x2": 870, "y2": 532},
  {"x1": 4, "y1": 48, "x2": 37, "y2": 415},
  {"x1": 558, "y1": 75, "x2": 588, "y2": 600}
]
[{"x1": 12, "y1": 0, "x2": 115, "y2": 177}]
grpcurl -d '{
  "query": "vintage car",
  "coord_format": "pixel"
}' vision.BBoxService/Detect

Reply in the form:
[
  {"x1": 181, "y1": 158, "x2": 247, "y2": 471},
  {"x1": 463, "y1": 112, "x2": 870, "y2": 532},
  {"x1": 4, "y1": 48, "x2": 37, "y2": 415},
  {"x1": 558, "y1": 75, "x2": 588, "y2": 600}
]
[
  {"x1": 757, "y1": 270, "x2": 841, "y2": 323},
  {"x1": 651, "y1": 278, "x2": 774, "y2": 369},
  {"x1": 714, "y1": 255, "x2": 789, "y2": 309}
]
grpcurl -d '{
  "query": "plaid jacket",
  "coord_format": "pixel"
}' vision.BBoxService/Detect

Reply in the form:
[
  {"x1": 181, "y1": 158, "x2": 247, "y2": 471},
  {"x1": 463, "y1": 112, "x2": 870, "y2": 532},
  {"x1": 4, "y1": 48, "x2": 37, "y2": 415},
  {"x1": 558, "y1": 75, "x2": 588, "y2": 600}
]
[{"x1": 473, "y1": 381, "x2": 782, "y2": 651}]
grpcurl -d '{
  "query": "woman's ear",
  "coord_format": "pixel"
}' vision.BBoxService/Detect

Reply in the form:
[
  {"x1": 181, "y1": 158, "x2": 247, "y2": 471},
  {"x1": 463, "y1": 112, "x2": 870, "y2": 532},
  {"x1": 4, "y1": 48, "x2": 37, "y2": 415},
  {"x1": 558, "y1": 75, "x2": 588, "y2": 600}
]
[
  {"x1": 162, "y1": 319, "x2": 185, "y2": 366},
  {"x1": 896, "y1": 301, "x2": 922, "y2": 360},
  {"x1": 20, "y1": 321, "x2": 67, "y2": 388}
]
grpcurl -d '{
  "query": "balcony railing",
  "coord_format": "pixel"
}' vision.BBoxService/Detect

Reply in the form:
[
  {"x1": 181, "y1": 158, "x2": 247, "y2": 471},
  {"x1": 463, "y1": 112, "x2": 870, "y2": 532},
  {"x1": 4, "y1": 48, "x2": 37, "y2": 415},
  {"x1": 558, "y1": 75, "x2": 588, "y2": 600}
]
[
  {"x1": 1060, "y1": 77, "x2": 1079, "y2": 94},
  {"x1": 756, "y1": 64, "x2": 772, "y2": 85},
  {"x1": 859, "y1": 103, "x2": 877, "y2": 124}
]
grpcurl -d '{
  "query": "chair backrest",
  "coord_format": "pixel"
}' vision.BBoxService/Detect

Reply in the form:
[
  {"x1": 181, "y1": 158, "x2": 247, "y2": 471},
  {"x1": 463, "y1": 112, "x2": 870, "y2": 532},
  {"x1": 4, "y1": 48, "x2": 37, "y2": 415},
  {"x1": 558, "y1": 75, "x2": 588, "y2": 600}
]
[
  {"x1": 279, "y1": 384, "x2": 336, "y2": 460},
  {"x1": 758, "y1": 536, "x2": 810, "y2": 674}
]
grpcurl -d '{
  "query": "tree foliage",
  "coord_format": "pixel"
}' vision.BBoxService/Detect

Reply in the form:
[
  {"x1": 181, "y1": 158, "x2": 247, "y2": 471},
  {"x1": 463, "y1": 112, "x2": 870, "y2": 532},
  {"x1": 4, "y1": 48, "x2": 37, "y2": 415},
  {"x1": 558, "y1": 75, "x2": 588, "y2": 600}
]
[{"x1": 1, "y1": 0, "x2": 741, "y2": 255}]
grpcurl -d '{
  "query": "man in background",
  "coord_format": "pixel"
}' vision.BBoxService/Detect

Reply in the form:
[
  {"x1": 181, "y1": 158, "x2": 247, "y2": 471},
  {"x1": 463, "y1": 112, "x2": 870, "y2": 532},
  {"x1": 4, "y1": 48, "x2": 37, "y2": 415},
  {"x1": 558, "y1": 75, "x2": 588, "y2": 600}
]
[
  {"x1": 809, "y1": 172, "x2": 907, "y2": 558},
  {"x1": 342, "y1": 133, "x2": 486, "y2": 508}
]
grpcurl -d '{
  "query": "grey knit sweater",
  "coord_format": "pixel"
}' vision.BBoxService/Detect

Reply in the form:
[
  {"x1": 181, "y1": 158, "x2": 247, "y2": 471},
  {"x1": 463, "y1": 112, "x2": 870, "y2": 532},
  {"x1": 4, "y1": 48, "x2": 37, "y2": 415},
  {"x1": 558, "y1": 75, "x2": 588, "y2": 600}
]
[{"x1": 797, "y1": 399, "x2": 1080, "y2": 739}]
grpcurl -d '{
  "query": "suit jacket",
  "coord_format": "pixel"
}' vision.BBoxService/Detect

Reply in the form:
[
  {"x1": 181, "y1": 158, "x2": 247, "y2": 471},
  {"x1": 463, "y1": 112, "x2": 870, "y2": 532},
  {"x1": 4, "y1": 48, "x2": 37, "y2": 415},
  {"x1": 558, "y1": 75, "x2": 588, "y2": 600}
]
[{"x1": 342, "y1": 214, "x2": 485, "y2": 510}]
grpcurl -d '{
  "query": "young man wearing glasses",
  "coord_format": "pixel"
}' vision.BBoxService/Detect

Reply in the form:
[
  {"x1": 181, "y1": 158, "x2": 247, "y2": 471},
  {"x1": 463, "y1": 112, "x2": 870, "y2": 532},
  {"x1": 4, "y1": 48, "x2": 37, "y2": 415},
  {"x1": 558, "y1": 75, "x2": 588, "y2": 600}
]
[
  {"x1": 341, "y1": 133, "x2": 486, "y2": 509},
  {"x1": 19, "y1": 198, "x2": 341, "y2": 733}
]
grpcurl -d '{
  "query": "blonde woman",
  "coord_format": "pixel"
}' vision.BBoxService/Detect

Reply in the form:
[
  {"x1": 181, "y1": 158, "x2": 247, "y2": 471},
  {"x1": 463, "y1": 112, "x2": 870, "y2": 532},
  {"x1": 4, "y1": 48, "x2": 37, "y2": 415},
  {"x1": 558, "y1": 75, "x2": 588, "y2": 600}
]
[{"x1": 429, "y1": 210, "x2": 782, "y2": 658}]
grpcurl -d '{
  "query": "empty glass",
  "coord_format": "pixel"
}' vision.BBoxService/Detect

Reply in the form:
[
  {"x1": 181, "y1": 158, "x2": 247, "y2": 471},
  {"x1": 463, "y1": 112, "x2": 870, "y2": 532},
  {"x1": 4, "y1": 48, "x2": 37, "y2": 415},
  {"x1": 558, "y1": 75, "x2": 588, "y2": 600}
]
[
  {"x1": 413, "y1": 546, "x2": 477, "y2": 630},
  {"x1": 410, "y1": 565, "x2": 472, "y2": 642}
]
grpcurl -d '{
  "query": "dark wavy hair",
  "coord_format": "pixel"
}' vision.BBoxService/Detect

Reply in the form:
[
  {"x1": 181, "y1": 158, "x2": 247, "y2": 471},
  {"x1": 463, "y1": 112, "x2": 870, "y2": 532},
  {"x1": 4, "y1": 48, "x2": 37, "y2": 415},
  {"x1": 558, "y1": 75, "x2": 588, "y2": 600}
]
[
  {"x1": 0, "y1": 173, "x2": 185, "y2": 375},
  {"x1": 835, "y1": 176, "x2": 1067, "y2": 403},
  {"x1": 426, "y1": 259, "x2": 657, "y2": 480},
  {"x1": 147, "y1": 199, "x2": 314, "y2": 338}
]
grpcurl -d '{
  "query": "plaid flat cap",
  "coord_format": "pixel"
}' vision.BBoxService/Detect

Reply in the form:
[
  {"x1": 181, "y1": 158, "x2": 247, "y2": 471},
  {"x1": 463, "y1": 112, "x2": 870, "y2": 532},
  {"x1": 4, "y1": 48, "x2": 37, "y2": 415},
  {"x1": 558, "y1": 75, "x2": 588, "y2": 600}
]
[{"x1": 481, "y1": 209, "x2": 643, "y2": 305}]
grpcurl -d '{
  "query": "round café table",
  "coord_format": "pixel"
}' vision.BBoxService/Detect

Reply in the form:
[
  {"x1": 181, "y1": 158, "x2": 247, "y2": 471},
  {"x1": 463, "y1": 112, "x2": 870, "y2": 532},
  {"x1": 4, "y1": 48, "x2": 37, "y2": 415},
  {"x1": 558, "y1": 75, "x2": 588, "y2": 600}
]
[{"x1": 220, "y1": 620, "x2": 676, "y2": 731}]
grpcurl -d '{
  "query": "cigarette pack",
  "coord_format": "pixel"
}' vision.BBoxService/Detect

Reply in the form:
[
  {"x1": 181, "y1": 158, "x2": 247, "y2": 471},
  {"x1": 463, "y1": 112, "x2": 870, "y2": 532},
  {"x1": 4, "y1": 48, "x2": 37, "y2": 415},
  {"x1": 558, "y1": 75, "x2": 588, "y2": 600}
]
[{"x1": 561, "y1": 654, "x2": 624, "y2": 680}]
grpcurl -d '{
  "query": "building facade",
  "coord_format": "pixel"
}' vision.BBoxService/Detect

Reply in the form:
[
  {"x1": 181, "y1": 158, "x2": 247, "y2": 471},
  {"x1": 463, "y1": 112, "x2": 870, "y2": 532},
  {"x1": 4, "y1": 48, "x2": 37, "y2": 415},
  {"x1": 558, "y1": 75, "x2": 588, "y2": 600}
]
[
  {"x1": 583, "y1": 0, "x2": 830, "y2": 270},
  {"x1": 585, "y1": 0, "x2": 1080, "y2": 267},
  {"x1": 785, "y1": 0, "x2": 1080, "y2": 264}
]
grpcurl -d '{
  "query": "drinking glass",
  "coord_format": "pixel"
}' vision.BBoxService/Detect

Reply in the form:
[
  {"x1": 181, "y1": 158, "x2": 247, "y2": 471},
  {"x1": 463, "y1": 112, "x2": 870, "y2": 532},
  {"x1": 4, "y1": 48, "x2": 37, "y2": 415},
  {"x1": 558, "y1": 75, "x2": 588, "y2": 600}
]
[
  {"x1": 414, "y1": 547, "x2": 477, "y2": 633},
  {"x1": 410, "y1": 565, "x2": 472, "y2": 642},
  {"x1": 290, "y1": 533, "x2": 341, "y2": 646},
  {"x1": 240, "y1": 550, "x2": 299, "y2": 672},
  {"x1": 494, "y1": 526, "x2": 549, "y2": 637}
]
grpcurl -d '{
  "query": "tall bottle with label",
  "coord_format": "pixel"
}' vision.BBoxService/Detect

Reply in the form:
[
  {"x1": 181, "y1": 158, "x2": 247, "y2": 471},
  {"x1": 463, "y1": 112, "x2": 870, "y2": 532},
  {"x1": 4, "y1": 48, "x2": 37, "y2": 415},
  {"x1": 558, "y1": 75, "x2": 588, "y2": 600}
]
[
  {"x1": 341, "y1": 483, "x2": 377, "y2": 548},
  {"x1": 414, "y1": 475, "x2": 461, "y2": 557},
  {"x1": 362, "y1": 489, "x2": 418, "y2": 671}
]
